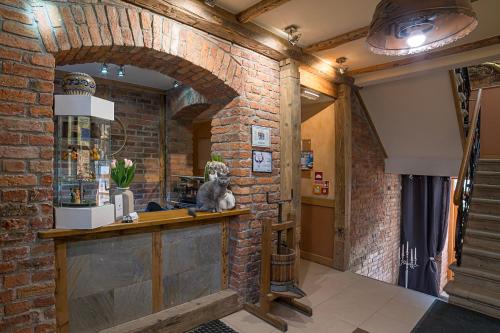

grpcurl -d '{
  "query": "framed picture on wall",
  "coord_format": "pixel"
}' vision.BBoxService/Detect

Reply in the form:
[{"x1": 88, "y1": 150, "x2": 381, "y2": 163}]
[
  {"x1": 252, "y1": 150, "x2": 272, "y2": 173},
  {"x1": 251, "y1": 125, "x2": 271, "y2": 148}
]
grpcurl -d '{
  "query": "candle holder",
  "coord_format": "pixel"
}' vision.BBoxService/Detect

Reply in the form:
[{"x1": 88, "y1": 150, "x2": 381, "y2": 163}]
[{"x1": 399, "y1": 241, "x2": 418, "y2": 289}]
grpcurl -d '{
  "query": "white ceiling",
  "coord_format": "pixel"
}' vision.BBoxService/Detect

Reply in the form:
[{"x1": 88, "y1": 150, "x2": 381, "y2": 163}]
[
  {"x1": 360, "y1": 70, "x2": 463, "y2": 176},
  {"x1": 218, "y1": 0, "x2": 500, "y2": 71},
  {"x1": 57, "y1": 63, "x2": 176, "y2": 90}
]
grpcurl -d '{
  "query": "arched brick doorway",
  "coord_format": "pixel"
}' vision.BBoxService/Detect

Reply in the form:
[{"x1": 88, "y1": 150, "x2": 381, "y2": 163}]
[{"x1": 36, "y1": 2, "x2": 243, "y2": 107}]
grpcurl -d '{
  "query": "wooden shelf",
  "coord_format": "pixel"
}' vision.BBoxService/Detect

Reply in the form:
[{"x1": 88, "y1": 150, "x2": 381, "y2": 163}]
[{"x1": 39, "y1": 208, "x2": 250, "y2": 240}]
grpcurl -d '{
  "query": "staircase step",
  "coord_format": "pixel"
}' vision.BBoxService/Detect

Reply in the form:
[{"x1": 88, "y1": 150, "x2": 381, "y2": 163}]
[
  {"x1": 478, "y1": 159, "x2": 500, "y2": 172},
  {"x1": 473, "y1": 184, "x2": 500, "y2": 200},
  {"x1": 451, "y1": 263, "x2": 500, "y2": 293},
  {"x1": 465, "y1": 229, "x2": 500, "y2": 251},
  {"x1": 470, "y1": 198, "x2": 500, "y2": 216},
  {"x1": 445, "y1": 280, "x2": 500, "y2": 319},
  {"x1": 475, "y1": 171, "x2": 500, "y2": 185},
  {"x1": 468, "y1": 213, "x2": 500, "y2": 233},
  {"x1": 462, "y1": 245, "x2": 500, "y2": 274}
]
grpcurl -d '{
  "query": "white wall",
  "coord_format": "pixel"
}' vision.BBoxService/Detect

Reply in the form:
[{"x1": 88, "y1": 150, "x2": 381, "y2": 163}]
[{"x1": 360, "y1": 70, "x2": 463, "y2": 176}]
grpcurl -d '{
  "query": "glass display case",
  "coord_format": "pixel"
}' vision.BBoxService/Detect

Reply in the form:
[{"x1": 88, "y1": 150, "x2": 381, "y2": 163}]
[
  {"x1": 54, "y1": 95, "x2": 115, "y2": 229},
  {"x1": 55, "y1": 116, "x2": 111, "y2": 207}
]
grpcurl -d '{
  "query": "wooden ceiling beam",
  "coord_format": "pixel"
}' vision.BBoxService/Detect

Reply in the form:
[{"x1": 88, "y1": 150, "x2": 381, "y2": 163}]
[
  {"x1": 122, "y1": 0, "x2": 341, "y2": 82},
  {"x1": 349, "y1": 35, "x2": 500, "y2": 76},
  {"x1": 236, "y1": 0, "x2": 291, "y2": 23},
  {"x1": 305, "y1": 26, "x2": 369, "y2": 53}
]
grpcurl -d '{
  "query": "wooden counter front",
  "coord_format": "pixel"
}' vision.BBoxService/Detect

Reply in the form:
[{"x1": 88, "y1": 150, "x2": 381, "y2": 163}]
[
  {"x1": 39, "y1": 208, "x2": 250, "y2": 240},
  {"x1": 42, "y1": 208, "x2": 250, "y2": 333}
]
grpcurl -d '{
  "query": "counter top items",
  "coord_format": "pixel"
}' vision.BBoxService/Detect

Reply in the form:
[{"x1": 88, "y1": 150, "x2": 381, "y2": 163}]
[
  {"x1": 204, "y1": 154, "x2": 229, "y2": 181},
  {"x1": 54, "y1": 94, "x2": 115, "y2": 229},
  {"x1": 188, "y1": 173, "x2": 231, "y2": 217},
  {"x1": 111, "y1": 158, "x2": 136, "y2": 216},
  {"x1": 62, "y1": 72, "x2": 96, "y2": 96}
]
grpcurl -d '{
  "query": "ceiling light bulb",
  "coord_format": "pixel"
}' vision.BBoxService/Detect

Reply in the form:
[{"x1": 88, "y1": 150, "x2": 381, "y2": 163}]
[
  {"x1": 406, "y1": 34, "x2": 426, "y2": 48},
  {"x1": 117, "y1": 65, "x2": 125, "y2": 77},
  {"x1": 100, "y1": 63, "x2": 108, "y2": 74}
]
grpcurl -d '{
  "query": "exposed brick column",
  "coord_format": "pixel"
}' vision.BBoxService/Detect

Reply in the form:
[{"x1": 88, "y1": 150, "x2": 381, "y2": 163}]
[
  {"x1": 211, "y1": 44, "x2": 281, "y2": 303},
  {"x1": 0, "y1": 1, "x2": 57, "y2": 332}
]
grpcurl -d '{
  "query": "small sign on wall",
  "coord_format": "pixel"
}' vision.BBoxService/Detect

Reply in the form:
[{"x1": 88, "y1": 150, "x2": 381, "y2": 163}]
[
  {"x1": 252, "y1": 150, "x2": 272, "y2": 173},
  {"x1": 251, "y1": 125, "x2": 271, "y2": 148}
]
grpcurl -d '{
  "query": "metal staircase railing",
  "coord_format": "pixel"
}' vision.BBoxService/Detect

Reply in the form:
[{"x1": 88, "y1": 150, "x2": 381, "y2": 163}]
[{"x1": 454, "y1": 88, "x2": 482, "y2": 266}]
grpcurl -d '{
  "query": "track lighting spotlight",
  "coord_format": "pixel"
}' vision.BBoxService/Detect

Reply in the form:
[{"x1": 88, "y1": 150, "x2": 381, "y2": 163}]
[
  {"x1": 100, "y1": 63, "x2": 108, "y2": 74},
  {"x1": 204, "y1": 0, "x2": 216, "y2": 7},
  {"x1": 117, "y1": 65, "x2": 125, "y2": 77},
  {"x1": 284, "y1": 25, "x2": 301, "y2": 46}
]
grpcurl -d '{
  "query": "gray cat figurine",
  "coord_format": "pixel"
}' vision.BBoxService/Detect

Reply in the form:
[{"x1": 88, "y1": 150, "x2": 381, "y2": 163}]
[{"x1": 188, "y1": 173, "x2": 230, "y2": 217}]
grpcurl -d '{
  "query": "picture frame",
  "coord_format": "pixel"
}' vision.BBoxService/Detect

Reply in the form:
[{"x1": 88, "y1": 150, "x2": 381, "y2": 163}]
[
  {"x1": 301, "y1": 151, "x2": 314, "y2": 170},
  {"x1": 252, "y1": 150, "x2": 272, "y2": 173},
  {"x1": 251, "y1": 125, "x2": 271, "y2": 148}
]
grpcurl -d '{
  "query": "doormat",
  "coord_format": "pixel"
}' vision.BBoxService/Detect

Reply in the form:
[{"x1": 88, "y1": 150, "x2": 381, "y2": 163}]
[
  {"x1": 412, "y1": 299, "x2": 500, "y2": 333},
  {"x1": 187, "y1": 319, "x2": 239, "y2": 333}
]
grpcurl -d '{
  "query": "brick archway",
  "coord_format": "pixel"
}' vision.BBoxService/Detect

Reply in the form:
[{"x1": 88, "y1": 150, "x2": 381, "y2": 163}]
[{"x1": 35, "y1": 1, "x2": 243, "y2": 108}]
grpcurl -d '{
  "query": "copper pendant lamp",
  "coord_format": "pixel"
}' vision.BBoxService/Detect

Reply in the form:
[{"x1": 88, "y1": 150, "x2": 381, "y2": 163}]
[{"x1": 367, "y1": 0, "x2": 478, "y2": 56}]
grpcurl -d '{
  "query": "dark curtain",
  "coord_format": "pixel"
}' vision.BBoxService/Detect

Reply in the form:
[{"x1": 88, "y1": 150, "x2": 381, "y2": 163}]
[{"x1": 399, "y1": 175, "x2": 451, "y2": 296}]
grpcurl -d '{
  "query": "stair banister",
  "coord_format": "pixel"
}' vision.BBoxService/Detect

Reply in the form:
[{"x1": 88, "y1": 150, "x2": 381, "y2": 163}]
[
  {"x1": 454, "y1": 89, "x2": 482, "y2": 206},
  {"x1": 454, "y1": 88, "x2": 482, "y2": 265}
]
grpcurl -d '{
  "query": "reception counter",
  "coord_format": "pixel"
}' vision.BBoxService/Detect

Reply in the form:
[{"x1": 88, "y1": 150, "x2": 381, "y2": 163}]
[{"x1": 39, "y1": 208, "x2": 250, "y2": 333}]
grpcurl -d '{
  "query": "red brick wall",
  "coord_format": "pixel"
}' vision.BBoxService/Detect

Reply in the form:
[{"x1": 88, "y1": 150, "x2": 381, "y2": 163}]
[
  {"x1": 350, "y1": 92, "x2": 402, "y2": 284},
  {"x1": 0, "y1": 1, "x2": 57, "y2": 331},
  {"x1": 0, "y1": 0, "x2": 280, "y2": 330}
]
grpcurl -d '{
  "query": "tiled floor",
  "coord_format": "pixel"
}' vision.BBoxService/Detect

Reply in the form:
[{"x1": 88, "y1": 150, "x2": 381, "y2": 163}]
[{"x1": 222, "y1": 260, "x2": 436, "y2": 333}]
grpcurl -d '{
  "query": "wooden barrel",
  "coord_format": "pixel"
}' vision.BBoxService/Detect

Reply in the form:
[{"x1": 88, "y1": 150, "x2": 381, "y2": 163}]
[{"x1": 270, "y1": 247, "x2": 295, "y2": 284}]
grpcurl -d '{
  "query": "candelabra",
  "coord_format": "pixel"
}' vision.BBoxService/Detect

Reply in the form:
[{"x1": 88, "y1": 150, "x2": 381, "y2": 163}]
[{"x1": 399, "y1": 241, "x2": 418, "y2": 289}]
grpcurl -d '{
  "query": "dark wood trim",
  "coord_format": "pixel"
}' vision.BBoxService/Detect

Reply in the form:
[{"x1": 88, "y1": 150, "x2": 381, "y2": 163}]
[
  {"x1": 354, "y1": 89, "x2": 388, "y2": 158},
  {"x1": 333, "y1": 83, "x2": 352, "y2": 271},
  {"x1": 38, "y1": 208, "x2": 250, "y2": 240},
  {"x1": 301, "y1": 196, "x2": 335, "y2": 208},
  {"x1": 121, "y1": 0, "x2": 341, "y2": 82},
  {"x1": 236, "y1": 0, "x2": 291, "y2": 23},
  {"x1": 349, "y1": 35, "x2": 500, "y2": 76},
  {"x1": 304, "y1": 26, "x2": 369, "y2": 53},
  {"x1": 152, "y1": 231, "x2": 163, "y2": 312},
  {"x1": 55, "y1": 241, "x2": 69, "y2": 333},
  {"x1": 449, "y1": 70, "x2": 466, "y2": 149}
]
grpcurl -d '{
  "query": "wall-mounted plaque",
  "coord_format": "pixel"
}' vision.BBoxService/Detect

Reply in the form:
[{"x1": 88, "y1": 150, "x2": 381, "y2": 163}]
[
  {"x1": 251, "y1": 125, "x2": 271, "y2": 148},
  {"x1": 252, "y1": 150, "x2": 272, "y2": 173}
]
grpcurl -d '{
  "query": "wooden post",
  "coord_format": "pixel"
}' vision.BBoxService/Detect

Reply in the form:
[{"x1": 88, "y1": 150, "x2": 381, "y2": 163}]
[
  {"x1": 159, "y1": 95, "x2": 167, "y2": 206},
  {"x1": 279, "y1": 59, "x2": 301, "y2": 281},
  {"x1": 333, "y1": 83, "x2": 352, "y2": 271},
  {"x1": 152, "y1": 231, "x2": 163, "y2": 312},
  {"x1": 55, "y1": 241, "x2": 69, "y2": 333}
]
